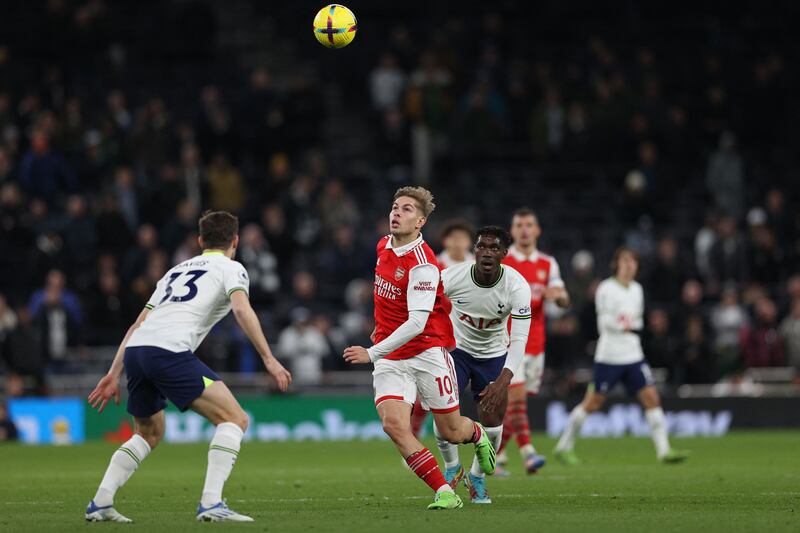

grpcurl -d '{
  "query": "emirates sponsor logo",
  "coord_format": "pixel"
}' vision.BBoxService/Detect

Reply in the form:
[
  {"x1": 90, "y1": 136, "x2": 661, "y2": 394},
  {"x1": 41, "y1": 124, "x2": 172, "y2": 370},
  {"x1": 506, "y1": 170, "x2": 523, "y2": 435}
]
[{"x1": 374, "y1": 274, "x2": 402, "y2": 300}]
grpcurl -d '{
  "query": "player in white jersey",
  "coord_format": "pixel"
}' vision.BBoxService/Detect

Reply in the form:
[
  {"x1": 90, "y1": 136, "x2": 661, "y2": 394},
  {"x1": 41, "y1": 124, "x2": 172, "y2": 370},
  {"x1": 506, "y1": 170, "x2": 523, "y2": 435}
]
[
  {"x1": 435, "y1": 226, "x2": 532, "y2": 503},
  {"x1": 554, "y1": 247, "x2": 688, "y2": 465},
  {"x1": 85, "y1": 211, "x2": 291, "y2": 523}
]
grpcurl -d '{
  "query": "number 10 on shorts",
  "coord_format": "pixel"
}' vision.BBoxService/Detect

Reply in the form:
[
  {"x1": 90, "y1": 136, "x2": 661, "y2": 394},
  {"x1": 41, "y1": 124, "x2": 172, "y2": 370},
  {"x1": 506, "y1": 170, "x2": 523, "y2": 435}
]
[{"x1": 435, "y1": 376, "x2": 454, "y2": 396}]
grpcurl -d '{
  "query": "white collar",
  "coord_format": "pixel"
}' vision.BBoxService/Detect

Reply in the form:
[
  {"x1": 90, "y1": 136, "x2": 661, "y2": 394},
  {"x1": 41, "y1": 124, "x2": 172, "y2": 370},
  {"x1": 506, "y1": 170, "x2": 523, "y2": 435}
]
[
  {"x1": 386, "y1": 233, "x2": 424, "y2": 256},
  {"x1": 508, "y1": 245, "x2": 539, "y2": 262}
]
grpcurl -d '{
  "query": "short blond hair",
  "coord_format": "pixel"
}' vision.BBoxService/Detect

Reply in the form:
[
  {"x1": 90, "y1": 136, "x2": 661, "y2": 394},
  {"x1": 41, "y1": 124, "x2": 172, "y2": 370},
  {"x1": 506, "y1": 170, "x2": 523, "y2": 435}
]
[{"x1": 394, "y1": 186, "x2": 436, "y2": 217}]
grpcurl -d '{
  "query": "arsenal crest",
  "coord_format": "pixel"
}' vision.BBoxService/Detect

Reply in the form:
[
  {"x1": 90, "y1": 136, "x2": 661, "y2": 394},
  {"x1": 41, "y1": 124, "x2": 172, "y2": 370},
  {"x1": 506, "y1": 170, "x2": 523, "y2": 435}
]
[
  {"x1": 537, "y1": 269, "x2": 547, "y2": 281},
  {"x1": 394, "y1": 267, "x2": 406, "y2": 280}
]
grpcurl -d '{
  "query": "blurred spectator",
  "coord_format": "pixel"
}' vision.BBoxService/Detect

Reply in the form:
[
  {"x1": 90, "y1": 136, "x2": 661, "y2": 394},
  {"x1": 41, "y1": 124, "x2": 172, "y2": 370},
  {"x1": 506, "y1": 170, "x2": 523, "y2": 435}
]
[
  {"x1": 238, "y1": 224, "x2": 280, "y2": 305},
  {"x1": 680, "y1": 315, "x2": 715, "y2": 384},
  {"x1": 260, "y1": 203, "x2": 295, "y2": 275},
  {"x1": 18, "y1": 129, "x2": 77, "y2": 204},
  {"x1": 162, "y1": 199, "x2": 199, "y2": 255},
  {"x1": 207, "y1": 152, "x2": 244, "y2": 213},
  {"x1": 706, "y1": 131, "x2": 745, "y2": 219},
  {"x1": 643, "y1": 308, "x2": 679, "y2": 378},
  {"x1": 277, "y1": 307, "x2": 330, "y2": 385},
  {"x1": 708, "y1": 216, "x2": 747, "y2": 287},
  {"x1": 113, "y1": 166, "x2": 139, "y2": 231},
  {"x1": 317, "y1": 225, "x2": 372, "y2": 301},
  {"x1": 565, "y1": 250, "x2": 595, "y2": 315},
  {"x1": 179, "y1": 143, "x2": 204, "y2": 208},
  {"x1": 95, "y1": 193, "x2": 134, "y2": 258},
  {"x1": 746, "y1": 208, "x2": 784, "y2": 285},
  {"x1": 437, "y1": 219, "x2": 474, "y2": 269},
  {"x1": 646, "y1": 235, "x2": 691, "y2": 306},
  {"x1": 317, "y1": 180, "x2": 359, "y2": 231},
  {"x1": 173, "y1": 232, "x2": 202, "y2": 265},
  {"x1": 0, "y1": 294, "x2": 18, "y2": 366},
  {"x1": 778, "y1": 298, "x2": 800, "y2": 379},
  {"x1": 370, "y1": 53, "x2": 406, "y2": 112},
  {"x1": 122, "y1": 224, "x2": 159, "y2": 284},
  {"x1": 28, "y1": 270, "x2": 84, "y2": 371},
  {"x1": 710, "y1": 285, "x2": 748, "y2": 377},
  {"x1": 86, "y1": 269, "x2": 132, "y2": 345},
  {"x1": 63, "y1": 194, "x2": 97, "y2": 289},
  {"x1": 0, "y1": 401, "x2": 19, "y2": 442},
  {"x1": 739, "y1": 298, "x2": 784, "y2": 368}
]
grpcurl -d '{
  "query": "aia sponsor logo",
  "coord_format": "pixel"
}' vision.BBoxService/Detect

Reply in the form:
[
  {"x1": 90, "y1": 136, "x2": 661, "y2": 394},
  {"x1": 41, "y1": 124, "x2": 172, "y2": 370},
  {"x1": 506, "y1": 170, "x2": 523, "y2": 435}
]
[{"x1": 459, "y1": 314, "x2": 503, "y2": 330}]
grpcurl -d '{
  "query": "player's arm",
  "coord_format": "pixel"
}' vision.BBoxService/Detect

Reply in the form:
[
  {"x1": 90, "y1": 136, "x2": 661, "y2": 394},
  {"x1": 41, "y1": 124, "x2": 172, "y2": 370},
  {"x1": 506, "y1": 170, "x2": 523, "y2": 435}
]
[
  {"x1": 543, "y1": 258, "x2": 570, "y2": 308},
  {"x1": 230, "y1": 290, "x2": 291, "y2": 391},
  {"x1": 87, "y1": 307, "x2": 150, "y2": 413},
  {"x1": 344, "y1": 263, "x2": 439, "y2": 364},
  {"x1": 478, "y1": 284, "x2": 531, "y2": 412}
]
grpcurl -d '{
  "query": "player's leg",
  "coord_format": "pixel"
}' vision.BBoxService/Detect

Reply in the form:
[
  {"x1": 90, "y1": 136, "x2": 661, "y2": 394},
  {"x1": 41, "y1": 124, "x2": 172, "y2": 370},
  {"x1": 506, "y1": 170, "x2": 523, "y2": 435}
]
[
  {"x1": 373, "y1": 357, "x2": 461, "y2": 510},
  {"x1": 463, "y1": 355, "x2": 507, "y2": 503},
  {"x1": 633, "y1": 364, "x2": 688, "y2": 463},
  {"x1": 433, "y1": 349, "x2": 472, "y2": 488},
  {"x1": 410, "y1": 398, "x2": 430, "y2": 437},
  {"x1": 87, "y1": 347, "x2": 165, "y2": 523},
  {"x1": 555, "y1": 364, "x2": 610, "y2": 464},
  {"x1": 189, "y1": 380, "x2": 253, "y2": 521},
  {"x1": 418, "y1": 349, "x2": 495, "y2": 476},
  {"x1": 518, "y1": 354, "x2": 546, "y2": 473}
]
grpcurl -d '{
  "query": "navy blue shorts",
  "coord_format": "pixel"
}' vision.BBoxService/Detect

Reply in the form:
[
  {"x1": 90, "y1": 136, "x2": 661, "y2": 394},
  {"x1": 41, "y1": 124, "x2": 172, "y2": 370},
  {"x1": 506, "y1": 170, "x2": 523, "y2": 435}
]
[
  {"x1": 451, "y1": 348, "x2": 507, "y2": 401},
  {"x1": 592, "y1": 361, "x2": 654, "y2": 397},
  {"x1": 124, "y1": 346, "x2": 220, "y2": 417}
]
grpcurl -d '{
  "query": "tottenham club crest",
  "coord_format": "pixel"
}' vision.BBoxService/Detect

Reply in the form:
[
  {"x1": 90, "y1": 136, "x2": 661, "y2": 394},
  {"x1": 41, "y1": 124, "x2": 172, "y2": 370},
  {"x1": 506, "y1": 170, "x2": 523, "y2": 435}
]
[{"x1": 394, "y1": 267, "x2": 406, "y2": 280}]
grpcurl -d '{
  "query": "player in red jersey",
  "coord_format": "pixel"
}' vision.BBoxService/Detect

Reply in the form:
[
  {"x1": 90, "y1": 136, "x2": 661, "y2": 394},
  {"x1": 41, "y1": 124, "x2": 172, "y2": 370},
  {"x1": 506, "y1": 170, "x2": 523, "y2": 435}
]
[
  {"x1": 344, "y1": 187, "x2": 495, "y2": 510},
  {"x1": 497, "y1": 207, "x2": 570, "y2": 475}
]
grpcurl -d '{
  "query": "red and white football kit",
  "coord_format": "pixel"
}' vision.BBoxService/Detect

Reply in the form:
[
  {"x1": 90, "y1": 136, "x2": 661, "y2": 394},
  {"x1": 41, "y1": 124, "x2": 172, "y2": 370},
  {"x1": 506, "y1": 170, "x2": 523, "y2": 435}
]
[
  {"x1": 370, "y1": 234, "x2": 459, "y2": 413},
  {"x1": 502, "y1": 245, "x2": 564, "y2": 393}
]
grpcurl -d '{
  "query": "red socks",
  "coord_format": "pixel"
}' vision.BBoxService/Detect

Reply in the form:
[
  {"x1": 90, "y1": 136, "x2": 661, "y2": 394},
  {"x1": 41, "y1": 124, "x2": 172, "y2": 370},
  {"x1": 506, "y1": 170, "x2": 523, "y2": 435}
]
[
  {"x1": 406, "y1": 448, "x2": 448, "y2": 492},
  {"x1": 409, "y1": 399, "x2": 429, "y2": 436},
  {"x1": 499, "y1": 399, "x2": 532, "y2": 454}
]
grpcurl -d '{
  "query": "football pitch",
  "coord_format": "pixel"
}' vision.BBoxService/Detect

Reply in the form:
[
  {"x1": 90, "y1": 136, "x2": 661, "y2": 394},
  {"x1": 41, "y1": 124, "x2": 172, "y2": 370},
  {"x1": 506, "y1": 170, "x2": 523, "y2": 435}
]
[{"x1": 2, "y1": 431, "x2": 798, "y2": 532}]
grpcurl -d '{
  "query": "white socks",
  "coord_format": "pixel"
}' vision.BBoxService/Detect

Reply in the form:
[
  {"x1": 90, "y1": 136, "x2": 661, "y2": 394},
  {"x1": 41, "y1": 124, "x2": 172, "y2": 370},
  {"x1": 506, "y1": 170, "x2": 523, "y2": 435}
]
[
  {"x1": 470, "y1": 425, "x2": 503, "y2": 477},
  {"x1": 555, "y1": 405, "x2": 588, "y2": 452},
  {"x1": 434, "y1": 423, "x2": 461, "y2": 469},
  {"x1": 94, "y1": 434, "x2": 151, "y2": 507},
  {"x1": 645, "y1": 407, "x2": 670, "y2": 459},
  {"x1": 519, "y1": 443, "x2": 536, "y2": 459},
  {"x1": 201, "y1": 422, "x2": 244, "y2": 508}
]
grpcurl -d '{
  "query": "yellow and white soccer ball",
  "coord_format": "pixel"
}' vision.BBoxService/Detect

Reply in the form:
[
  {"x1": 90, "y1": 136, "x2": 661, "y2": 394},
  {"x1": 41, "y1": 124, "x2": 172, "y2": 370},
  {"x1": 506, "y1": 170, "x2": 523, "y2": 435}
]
[{"x1": 313, "y1": 4, "x2": 357, "y2": 49}]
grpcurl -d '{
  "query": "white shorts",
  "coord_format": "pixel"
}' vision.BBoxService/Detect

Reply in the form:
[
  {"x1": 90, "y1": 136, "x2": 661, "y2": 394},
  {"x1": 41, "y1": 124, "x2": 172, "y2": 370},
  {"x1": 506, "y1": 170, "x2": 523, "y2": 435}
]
[
  {"x1": 373, "y1": 347, "x2": 460, "y2": 413},
  {"x1": 509, "y1": 353, "x2": 544, "y2": 394}
]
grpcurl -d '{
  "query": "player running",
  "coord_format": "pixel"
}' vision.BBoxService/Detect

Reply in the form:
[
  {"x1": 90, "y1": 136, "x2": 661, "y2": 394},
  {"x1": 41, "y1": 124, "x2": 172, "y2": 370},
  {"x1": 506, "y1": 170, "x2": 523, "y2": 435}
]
[
  {"x1": 344, "y1": 186, "x2": 495, "y2": 511},
  {"x1": 554, "y1": 247, "x2": 689, "y2": 464},
  {"x1": 85, "y1": 211, "x2": 291, "y2": 523},
  {"x1": 410, "y1": 219, "x2": 476, "y2": 437},
  {"x1": 497, "y1": 208, "x2": 569, "y2": 475},
  {"x1": 434, "y1": 226, "x2": 531, "y2": 503}
]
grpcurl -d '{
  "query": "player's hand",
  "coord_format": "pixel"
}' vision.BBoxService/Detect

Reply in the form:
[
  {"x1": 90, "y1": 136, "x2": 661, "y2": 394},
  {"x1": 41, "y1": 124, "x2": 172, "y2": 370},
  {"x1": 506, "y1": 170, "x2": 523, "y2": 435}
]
[
  {"x1": 88, "y1": 373, "x2": 120, "y2": 413},
  {"x1": 478, "y1": 370, "x2": 512, "y2": 413},
  {"x1": 265, "y1": 358, "x2": 292, "y2": 391},
  {"x1": 344, "y1": 346, "x2": 371, "y2": 364},
  {"x1": 544, "y1": 286, "x2": 567, "y2": 301}
]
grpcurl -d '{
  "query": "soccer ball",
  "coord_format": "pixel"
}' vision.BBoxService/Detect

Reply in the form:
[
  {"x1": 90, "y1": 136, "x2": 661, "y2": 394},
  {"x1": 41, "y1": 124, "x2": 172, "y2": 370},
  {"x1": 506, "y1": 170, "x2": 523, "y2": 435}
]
[{"x1": 313, "y1": 4, "x2": 357, "y2": 49}]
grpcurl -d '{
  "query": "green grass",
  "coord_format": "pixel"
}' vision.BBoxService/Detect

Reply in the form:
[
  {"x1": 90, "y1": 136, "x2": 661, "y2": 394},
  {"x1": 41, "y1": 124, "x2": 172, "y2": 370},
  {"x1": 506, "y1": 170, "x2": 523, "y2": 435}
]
[{"x1": 2, "y1": 432, "x2": 799, "y2": 532}]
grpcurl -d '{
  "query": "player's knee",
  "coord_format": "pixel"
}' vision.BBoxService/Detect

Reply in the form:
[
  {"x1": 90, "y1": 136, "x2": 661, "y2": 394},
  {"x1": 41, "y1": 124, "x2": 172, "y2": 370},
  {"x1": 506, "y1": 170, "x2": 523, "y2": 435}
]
[
  {"x1": 137, "y1": 426, "x2": 163, "y2": 450},
  {"x1": 433, "y1": 420, "x2": 461, "y2": 441},
  {"x1": 381, "y1": 414, "x2": 409, "y2": 440},
  {"x1": 226, "y1": 409, "x2": 249, "y2": 432}
]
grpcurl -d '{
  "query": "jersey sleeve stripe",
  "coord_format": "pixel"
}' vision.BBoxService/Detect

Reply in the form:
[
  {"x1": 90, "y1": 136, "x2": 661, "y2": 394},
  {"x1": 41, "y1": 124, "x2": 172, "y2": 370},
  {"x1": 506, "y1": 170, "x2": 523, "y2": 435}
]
[
  {"x1": 227, "y1": 287, "x2": 248, "y2": 297},
  {"x1": 413, "y1": 245, "x2": 427, "y2": 265},
  {"x1": 144, "y1": 303, "x2": 155, "y2": 310},
  {"x1": 511, "y1": 314, "x2": 532, "y2": 319}
]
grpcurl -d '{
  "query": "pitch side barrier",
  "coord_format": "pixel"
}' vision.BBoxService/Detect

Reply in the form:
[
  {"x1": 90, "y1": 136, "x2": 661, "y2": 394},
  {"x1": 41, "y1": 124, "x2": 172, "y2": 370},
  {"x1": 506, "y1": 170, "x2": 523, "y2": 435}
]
[{"x1": 5, "y1": 394, "x2": 800, "y2": 444}]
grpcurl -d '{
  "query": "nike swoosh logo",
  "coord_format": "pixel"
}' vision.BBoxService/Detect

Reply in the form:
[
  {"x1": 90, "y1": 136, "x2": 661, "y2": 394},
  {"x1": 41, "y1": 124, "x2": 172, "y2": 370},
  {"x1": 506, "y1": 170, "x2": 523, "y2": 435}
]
[{"x1": 456, "y1": 299, "x2": 470, "y2": 304}]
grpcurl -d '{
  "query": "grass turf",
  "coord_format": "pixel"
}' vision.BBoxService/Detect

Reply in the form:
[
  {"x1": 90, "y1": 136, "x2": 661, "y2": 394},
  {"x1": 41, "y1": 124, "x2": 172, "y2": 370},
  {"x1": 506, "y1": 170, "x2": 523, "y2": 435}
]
[{"x1": 1, "y1": 431, "x2": 798, "y2": 532}]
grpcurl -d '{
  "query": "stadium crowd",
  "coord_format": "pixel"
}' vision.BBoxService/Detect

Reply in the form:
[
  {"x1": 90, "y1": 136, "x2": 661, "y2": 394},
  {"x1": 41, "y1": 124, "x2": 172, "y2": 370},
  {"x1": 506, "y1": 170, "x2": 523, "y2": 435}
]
[{"x1": 0, "y1": 1, "x2": 798, "y2": 395}]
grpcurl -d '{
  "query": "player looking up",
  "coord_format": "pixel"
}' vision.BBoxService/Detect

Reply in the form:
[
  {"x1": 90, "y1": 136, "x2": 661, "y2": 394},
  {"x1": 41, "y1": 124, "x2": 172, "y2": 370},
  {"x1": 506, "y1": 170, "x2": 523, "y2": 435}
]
[
  {"x1": 85, "y1": 211, "x2": 291, "y2": 523},
  {"x1": 344, "y1": 186, "x2": 495, "y2": 511},
  {"x1": 435, "y1": 226, "x2": 531, "y2": 503},
  {"x1": 498, "y1": 208, "x2": 570, "y2": 475},
  {"x1": 554, "y1": 247, "x2": 689, "y2": 464}
]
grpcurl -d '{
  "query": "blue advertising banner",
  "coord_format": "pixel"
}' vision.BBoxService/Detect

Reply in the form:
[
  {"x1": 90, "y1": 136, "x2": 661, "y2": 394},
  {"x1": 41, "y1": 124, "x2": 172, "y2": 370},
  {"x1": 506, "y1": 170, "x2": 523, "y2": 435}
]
[{"x1": 7, "y1": 397, "x2": 85, "y2": 445}]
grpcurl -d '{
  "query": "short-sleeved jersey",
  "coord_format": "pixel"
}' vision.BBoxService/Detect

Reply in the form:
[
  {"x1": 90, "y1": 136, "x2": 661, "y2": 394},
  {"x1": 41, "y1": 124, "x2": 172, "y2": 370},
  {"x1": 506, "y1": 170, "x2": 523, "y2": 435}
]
[
  {"x1": 502, "y1": 246, "x2": 564, "y2": 355},
  {"x1": 442, "y1": 262, "x2": 532, "y2": 359},
  {"x1": 373, "y1": 234, "x2": 454, "y2": 360},
  {"x1": 127, "y1": 252, "x2": 250, "y2": 353},
  {"x1": 594, "y1": 277, "x2": 645, "y2": 365}
]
